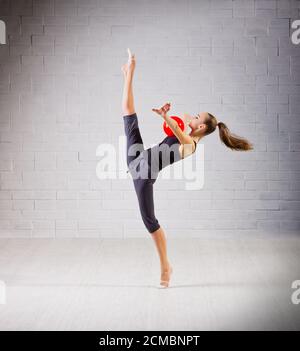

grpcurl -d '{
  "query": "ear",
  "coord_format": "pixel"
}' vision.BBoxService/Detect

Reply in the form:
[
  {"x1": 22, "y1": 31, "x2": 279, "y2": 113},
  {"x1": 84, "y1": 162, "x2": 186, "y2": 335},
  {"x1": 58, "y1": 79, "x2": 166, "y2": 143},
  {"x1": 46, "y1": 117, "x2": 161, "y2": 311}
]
[{"x1": 197, "y1": 124, "x2": 206, "y2": 130}]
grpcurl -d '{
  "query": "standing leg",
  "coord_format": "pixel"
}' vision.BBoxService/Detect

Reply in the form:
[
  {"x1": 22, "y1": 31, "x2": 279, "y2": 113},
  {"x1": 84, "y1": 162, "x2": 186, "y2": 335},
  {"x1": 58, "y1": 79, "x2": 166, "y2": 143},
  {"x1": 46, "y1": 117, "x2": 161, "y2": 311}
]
[
  {"x1": 134, "y1": 179, "x2": 173, "y2": 287},
  {"x1": 151, "y1": 227, "x2": 173, "y2": 287}
]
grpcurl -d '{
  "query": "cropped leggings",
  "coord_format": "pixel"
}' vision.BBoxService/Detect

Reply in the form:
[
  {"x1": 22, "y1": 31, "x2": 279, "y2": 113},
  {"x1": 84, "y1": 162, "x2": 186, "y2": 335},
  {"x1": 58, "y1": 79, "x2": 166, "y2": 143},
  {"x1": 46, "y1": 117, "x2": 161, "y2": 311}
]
[{"x1": 123, "y1": 112, "x2": 160, "y2": 234}]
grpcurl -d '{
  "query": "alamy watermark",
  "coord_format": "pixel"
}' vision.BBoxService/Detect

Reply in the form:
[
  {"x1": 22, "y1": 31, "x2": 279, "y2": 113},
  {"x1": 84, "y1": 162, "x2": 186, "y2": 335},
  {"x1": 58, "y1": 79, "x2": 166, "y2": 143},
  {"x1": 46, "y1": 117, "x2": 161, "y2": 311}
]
[
  {"x1": 0, "y1": 280, "x2": 6, "y2": 304},
  {"x1": 0, "y1": 20, "x2": 6, "y2": 45},
  {"x1": 291, "y1": 19, "x2": 300, "y2": 45},
  {"x1": 291, "y1": 280, "x2": 300, "y2": 305},
  {"x1": 96, "y1": 136, "x2": 205, "y2": 190}
]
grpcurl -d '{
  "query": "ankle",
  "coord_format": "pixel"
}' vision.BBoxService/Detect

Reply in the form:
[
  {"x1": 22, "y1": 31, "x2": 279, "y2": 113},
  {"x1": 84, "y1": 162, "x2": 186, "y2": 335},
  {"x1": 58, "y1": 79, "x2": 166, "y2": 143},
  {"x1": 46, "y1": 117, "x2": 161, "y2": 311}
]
[
  {"x1": 161, "y1": 261, "x2": 171, "y2": 272},
  {"x1": 126, "y1": 70, "x2": 134, "y2": 80}
]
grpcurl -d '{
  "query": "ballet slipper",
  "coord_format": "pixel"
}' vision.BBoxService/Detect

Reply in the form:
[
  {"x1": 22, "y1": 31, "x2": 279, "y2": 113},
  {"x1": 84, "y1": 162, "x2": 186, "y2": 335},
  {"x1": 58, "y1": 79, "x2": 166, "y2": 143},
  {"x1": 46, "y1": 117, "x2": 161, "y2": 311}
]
[
  {"x1": 127, "y1": 48, "x2": 135, "y2": 70},
  {"x1": 159, "y1": 266, "x2": 173, "y2": 288},
  {"x1": 127, "y1": 48, "x2": 135, "y2": 62}
]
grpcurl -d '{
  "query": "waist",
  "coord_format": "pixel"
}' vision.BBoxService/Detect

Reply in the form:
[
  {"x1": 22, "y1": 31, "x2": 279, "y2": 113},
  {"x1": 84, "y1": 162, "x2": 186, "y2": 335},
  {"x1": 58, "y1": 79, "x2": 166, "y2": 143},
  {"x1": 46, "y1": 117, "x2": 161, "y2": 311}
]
[{"x1": 145, "y1": 144, "x2": 181, "y2": 171}]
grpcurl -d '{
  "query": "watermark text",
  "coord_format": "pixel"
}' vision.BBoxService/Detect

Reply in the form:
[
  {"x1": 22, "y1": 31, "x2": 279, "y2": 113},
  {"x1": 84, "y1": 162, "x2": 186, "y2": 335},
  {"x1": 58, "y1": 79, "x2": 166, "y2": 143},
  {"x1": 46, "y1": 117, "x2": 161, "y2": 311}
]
[
  {"x1": 291, "y1": 280, "x2": 300, "y2": 305},
  {"x1": 0, "y1": 20, "x2": 6, "y2": 45},
  {"x1": 291, "y1": 20, "x2": 300, "y2": 45}
]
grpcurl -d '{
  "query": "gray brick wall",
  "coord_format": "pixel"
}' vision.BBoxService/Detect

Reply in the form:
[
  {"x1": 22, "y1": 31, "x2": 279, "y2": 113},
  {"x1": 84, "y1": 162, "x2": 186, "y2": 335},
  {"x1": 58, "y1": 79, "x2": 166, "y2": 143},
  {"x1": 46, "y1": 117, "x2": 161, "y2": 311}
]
[{"x1": 0, "y1": 0, "x2": 300, "y2": 238}]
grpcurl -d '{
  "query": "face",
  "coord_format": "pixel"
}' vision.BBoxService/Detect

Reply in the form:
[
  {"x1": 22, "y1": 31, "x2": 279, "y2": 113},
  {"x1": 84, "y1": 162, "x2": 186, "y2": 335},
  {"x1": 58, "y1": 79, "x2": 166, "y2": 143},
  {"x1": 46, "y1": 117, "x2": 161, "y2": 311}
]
[{"x1": 187, "y1": 112, "x2": 208, "y2": 133}]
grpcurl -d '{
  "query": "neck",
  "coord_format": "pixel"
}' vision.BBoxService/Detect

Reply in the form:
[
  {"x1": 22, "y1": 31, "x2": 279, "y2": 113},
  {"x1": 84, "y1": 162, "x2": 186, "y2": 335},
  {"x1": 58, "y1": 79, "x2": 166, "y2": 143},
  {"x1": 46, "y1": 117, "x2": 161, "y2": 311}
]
[{"x1": 189, "y1": 130, "x2": 203, "y2": 142}]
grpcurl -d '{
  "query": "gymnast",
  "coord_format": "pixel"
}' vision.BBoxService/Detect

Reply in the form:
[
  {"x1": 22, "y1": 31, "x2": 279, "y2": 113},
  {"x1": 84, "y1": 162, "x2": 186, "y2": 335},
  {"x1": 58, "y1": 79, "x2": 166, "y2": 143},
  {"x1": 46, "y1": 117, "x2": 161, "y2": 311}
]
[{"x1": 121, "y1": 49, "x2": 253, "y2": 288}]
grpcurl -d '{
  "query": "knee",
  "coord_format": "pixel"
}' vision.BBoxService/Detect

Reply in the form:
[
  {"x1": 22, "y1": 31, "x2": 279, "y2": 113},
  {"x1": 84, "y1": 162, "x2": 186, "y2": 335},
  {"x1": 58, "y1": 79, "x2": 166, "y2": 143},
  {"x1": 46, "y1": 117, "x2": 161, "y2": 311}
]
[
  {"x1": 149, "y1": 224, "x2": 161, "y2": 234},
  {"x1": 137, "y1": 200, "x2": 160, "y2": 233},
  {"x1": 123, "y1": 109, "x2": 136, "y2": 117},
  {"x1": 144, "y1": 219, "x2": 160, "y2": 234}
]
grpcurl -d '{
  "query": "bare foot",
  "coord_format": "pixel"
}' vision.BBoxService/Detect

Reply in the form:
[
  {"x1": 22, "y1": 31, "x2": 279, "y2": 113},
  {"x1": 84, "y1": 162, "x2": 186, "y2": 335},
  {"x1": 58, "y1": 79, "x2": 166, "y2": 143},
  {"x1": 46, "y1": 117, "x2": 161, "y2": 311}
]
[
  {"x1": 121, "y1": 48, "x2": 136, "y2": 77},
  {"x1": 160, "y1": 263, "x2": 173, "y2": 288}
]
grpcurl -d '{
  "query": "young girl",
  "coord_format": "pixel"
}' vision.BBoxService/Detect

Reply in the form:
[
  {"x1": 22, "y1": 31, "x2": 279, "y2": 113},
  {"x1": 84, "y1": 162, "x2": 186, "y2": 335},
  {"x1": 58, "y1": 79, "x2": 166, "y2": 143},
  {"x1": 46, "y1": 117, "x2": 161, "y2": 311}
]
[{"x1": 121, "y1": 49, "x2": 253, "y2": 288}]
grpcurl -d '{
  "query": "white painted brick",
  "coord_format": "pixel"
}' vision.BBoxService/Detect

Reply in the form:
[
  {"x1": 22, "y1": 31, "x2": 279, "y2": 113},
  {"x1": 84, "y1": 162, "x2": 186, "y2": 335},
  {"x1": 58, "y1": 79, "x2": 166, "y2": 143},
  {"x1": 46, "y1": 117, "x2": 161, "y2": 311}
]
[
  {"x1": 257, "y1": 37, "x2": 278, "y2": 48},
  {"x1": 2, "y1": 16, "x2": 20, "y2": 36},
  {"x1": 0, "y1": 0, "x2": 299, "y2": 237},
  {"x1": 32, "y1": 34, "x2": 53, "y2": 45},
  {"x1": 34, "y1": 199, "x2": 56, "y2": 210},
  {"x1": 280, "y1": 201, "x2": 300, "y2": 211},
  {"x1": 268, "y1": 181, "x2": 290, "y2": 190},
  {"x1": 0, "y1": 200, "x2": 13, "y2": 210},
  {"x1": 0, "y1": 0, "x2": 11, "y2": 15},
  {"x1": 32, "y1": 219, "x2": 54, "y2": 229},
  {"x1": 44, "y1": 55, "x2": 66, "y2": 73},
  {"x1": 13, "y1": 199, "x2": 34, "y2": 210},
  {"x1": 233, "y1": 0, "x2": 255, "y2": 9},
  {"x1": 21, "y1": 55, "x2": 43, "y2": 73},
  {"x1": 233, "y1": 8, "x2": 255, "y2": 18},
  {"x1": 32, "y1": 229, "x2": 55, "y2": 237},
  {"x1": 10, "y1": 72, "x2": 31, "y2": 92},
  {"x1": 56, "y1": 199, "x2": 77, "y2": 210},
  {"x1": 55, "y1": 219, "x2": 77, "y2": 230},
  {"x1": 44, "y1": 25, "x2": 66, "y2": 35},
  {"x1": 256, "y1": 9, "x2": 277, "y2": 18},
  {"x1": 13, "y1": 159, "x2": 34, "y2": 171},
  {"x1": 280, "y1": 191, "x2": 300, "y2": 201},
  {"x1": 0, "y1": 191, "x2": 12, "y2": 200},
  {"x1": 34, "y1": 152, "x2": 56, "y2": 170},
  {"x1": 11, "y1": 220, "x2": 32, "y2": 230},
  {"x1": 21, "y1": 23, "x2": 43, "y2": 35},
  {"x1": 267, "y1": 103, "x2": 289, "y2": 114},
  {"x1": 32, "y1": 73, "x2": 54, "y2": 93},
  {"x1": 12, "y1": 0, "x2": 33, "y2": 16},
  {"x1": 255, "y1": 1, "x2": 276, "y2": 9},
  {"x1": 7, "y1": 229, "x2": 32, "y2": 237},
  {"x1": 32, "y1": 44, "x2": 54, "y2": 55},
  {"x1": 12, "y1": 190, "x2": 55, "y2": 199},
  {"x1": 33, "y1": 1, "x2": 54, "y2": 16},
  {"x1": 0, "y1": 159, "x2": 12, "y2": 171},
  {"x1": 257, "y1": 220, "x2": 280, "y2": 232},
  {"x1": 267, "y1": 94, "x2": 289, "y2": 103},
  {"x1": 9, "y1": 34, "x2": 31, "y2": 46},
  {"x1": 245, "y1": 18, "x2": 268, "y2": 36},
  {"x1": 280, "y1": 221, "x2": 300, "y2": 232}
]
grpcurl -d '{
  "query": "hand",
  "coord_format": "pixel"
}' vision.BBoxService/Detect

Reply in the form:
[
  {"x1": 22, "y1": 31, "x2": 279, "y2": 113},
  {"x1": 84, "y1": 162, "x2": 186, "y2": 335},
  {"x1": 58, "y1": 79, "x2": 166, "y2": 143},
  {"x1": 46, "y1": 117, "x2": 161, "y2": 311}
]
[{"x1": 152, "y1": 102, "x2": 171, "y2": 118}]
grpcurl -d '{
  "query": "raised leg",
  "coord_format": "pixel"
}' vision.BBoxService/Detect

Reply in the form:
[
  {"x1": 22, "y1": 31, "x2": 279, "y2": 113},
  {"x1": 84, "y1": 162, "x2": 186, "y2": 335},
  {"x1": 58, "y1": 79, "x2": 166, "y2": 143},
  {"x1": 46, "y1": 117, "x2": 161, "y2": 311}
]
[
  {"x1": 122, "y1": 49, "x2": 172, "y2": 288},
  {"x1": 122, "y1": 48, "x2": 136, "y2": 116}
]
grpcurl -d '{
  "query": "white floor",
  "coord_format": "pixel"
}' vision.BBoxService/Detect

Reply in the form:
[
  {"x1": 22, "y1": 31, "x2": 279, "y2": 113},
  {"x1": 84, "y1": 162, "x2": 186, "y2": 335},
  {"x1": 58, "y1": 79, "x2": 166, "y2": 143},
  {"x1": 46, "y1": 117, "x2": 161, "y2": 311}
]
[{"x1": 0, "y1": 236, "x2": 299, "y2": 331}]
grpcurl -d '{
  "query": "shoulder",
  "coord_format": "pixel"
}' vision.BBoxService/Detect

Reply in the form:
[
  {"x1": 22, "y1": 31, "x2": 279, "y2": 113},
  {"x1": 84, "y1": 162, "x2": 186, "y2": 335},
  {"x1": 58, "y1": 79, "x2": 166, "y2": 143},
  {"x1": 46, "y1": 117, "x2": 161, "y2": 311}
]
[{"x1": 178, "y1": 140, "x2": 197, "y2": 159}]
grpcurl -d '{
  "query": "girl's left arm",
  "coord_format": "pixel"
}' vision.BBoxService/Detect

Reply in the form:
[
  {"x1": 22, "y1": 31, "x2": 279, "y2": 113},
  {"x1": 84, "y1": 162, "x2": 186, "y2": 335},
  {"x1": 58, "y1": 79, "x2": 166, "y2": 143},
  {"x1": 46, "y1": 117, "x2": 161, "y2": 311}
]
[
  {"x1": 152, "y1": 103, "x2": 194, "y2": 146},
  {"x1": 162, "y1": 113, "x2": 194, "y2": 147}
]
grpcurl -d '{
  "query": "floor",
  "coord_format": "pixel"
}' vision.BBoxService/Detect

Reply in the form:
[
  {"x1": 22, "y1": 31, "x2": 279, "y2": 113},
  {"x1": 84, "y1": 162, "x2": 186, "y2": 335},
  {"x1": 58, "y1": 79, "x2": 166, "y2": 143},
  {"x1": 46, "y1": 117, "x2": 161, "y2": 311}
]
[{"x1": 0, "y1": 236, "x2": 299, "y2": 331}]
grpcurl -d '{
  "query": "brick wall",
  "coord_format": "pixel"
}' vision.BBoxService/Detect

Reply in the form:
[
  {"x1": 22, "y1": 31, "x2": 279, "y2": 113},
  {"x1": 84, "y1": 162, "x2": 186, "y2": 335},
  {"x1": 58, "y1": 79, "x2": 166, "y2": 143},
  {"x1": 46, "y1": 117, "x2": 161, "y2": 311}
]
[{"x1": 0, "y1": 0, "x2": 300, "y2": 238}]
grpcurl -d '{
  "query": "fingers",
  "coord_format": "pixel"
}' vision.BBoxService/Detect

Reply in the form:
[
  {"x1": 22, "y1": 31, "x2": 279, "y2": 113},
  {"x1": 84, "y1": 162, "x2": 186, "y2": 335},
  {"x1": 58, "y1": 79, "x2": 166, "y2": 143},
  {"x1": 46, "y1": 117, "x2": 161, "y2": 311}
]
[
  {"x1": 162, "y1": 103, "x2": 170, "y2": 113},
  {"x1": 163, "y1": 102, "x2": 171, "y2": 111},
  {"x1": 152, "y1": 102, "x2": 171, "y2": 116},
  {"x1": 152, "y1": 108, "x2": 163, "y2": 116}
]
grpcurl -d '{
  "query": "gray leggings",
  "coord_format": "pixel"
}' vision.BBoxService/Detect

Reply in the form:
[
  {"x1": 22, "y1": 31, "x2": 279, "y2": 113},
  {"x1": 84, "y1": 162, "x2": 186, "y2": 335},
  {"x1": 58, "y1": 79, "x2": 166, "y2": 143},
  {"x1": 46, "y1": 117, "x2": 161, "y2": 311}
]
[{"x1": 123, "y1": 113, "x2": 160, "y2": 234}]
